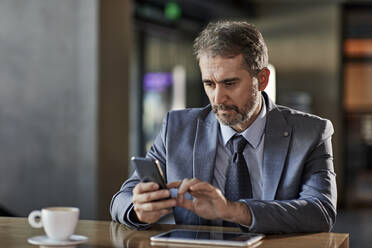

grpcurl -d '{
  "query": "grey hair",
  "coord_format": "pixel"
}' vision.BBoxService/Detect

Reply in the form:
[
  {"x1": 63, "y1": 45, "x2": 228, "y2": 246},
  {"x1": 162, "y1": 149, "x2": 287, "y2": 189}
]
[{"x1": 193, "y1": 21, "x2": 268, "y2": 74}]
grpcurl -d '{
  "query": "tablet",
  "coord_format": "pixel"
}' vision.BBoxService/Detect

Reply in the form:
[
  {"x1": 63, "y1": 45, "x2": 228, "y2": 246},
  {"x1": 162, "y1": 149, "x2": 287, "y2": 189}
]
[{"x1": 150, "y1": 229, "x2": 264, "y2": 247}]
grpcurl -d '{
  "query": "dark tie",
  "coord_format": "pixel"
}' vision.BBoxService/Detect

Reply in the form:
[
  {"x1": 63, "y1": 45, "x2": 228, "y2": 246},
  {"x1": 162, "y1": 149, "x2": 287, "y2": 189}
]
[
  {"x1": 223, "y1": 135, "x2": 252, "y2": 227},
  {"x1": 225, "y1": 135, "x2": 252, "y2": 201}
]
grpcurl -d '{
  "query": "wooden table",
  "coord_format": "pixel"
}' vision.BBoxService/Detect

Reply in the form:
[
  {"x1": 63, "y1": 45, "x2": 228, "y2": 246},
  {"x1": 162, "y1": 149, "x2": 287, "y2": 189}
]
[{"x1": 0, "y1": 217, "x2": 349, "y2": 247}]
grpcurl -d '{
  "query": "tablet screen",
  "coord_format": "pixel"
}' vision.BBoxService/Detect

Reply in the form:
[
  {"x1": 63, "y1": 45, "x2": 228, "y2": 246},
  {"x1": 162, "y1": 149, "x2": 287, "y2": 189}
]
[{"x1": 151, "y1": 229, "x2": 264, "y2": 246}]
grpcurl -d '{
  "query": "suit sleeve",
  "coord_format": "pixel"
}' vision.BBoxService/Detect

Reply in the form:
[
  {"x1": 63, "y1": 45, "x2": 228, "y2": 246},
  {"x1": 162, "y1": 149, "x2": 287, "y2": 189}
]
[
  {"x1": 109, "y1": 113, "x2": 169, "y2": 229},
  {"x1": 241, "y1": 119, "x2": 337, "y2": 233}
]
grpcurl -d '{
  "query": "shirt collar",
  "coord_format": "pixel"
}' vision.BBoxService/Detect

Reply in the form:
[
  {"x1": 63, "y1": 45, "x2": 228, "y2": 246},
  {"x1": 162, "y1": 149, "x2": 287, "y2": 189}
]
[{"x1": 219, "y1": 96, "x2": 267, "y2": 149}]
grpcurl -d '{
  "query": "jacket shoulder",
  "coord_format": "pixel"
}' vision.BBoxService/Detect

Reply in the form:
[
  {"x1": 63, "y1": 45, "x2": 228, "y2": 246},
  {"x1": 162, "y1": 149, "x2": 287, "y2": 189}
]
[
  {"x1": 276, "y1": 105, "x2": 334, "y2": 139},
  {"x1": 167, "y1": 105, "x2": 212, "y2": 124}
]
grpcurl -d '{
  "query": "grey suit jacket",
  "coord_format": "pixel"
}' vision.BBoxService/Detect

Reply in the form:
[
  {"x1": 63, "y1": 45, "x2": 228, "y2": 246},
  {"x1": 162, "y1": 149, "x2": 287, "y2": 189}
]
[{"x1": 110, "y1": 92, "x2": 337, "y2": 234}]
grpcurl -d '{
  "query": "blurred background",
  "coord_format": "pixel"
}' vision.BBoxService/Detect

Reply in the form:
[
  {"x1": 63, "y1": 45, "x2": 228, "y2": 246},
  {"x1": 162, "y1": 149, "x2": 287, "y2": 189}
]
[{"x1": 1, "y1": 0, "x2": 372, "y2": 246}]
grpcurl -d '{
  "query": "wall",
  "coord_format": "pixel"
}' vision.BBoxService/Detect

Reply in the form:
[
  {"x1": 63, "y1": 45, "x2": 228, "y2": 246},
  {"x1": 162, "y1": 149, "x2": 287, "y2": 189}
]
[{"x1": 0, "y1": 0, "x2": 131, "y2": 219}]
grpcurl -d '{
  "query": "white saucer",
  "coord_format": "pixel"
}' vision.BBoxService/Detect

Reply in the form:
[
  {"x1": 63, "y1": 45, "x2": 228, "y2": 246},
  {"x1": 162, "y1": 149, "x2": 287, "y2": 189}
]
[{"x1": 28, "y1": 234, "x2": 88, "y2": 246}]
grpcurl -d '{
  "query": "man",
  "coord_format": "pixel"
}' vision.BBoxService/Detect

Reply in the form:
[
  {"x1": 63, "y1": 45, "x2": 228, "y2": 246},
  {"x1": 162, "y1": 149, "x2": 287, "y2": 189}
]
[{"x1": 110, "y1": 21, "x2": 337, "y2": 234}]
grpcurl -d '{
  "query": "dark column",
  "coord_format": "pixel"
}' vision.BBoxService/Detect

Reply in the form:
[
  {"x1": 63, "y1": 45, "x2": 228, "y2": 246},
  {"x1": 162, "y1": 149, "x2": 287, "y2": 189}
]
[{"x1": 97, "y1": 0, "x2": 131, "y2": 220}]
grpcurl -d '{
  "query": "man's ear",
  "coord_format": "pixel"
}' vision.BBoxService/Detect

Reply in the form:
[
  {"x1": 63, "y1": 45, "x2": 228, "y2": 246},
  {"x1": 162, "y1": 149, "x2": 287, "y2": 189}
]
[{"x1": 257, "y1": 67, "x2": 270, "y2": 91}]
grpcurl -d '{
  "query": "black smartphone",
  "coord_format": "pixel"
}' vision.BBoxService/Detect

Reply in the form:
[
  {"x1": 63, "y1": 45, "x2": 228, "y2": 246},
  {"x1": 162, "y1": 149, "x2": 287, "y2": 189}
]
[{"x1": 131, "y1": 157, "x2": 167, "y2": 190}]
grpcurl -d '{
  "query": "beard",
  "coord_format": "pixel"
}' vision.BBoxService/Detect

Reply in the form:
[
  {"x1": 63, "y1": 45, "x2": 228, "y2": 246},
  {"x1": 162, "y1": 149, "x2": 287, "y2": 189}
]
[{"x1": 212, "y1": 91, "x2": 260, "y2": 127}]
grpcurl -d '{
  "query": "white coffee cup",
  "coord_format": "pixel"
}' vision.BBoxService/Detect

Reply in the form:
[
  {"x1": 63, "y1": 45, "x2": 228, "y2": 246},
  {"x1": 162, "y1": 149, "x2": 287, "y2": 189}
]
[{"x1": 28, "y1": 207, "x2": 79, "y2": 241}]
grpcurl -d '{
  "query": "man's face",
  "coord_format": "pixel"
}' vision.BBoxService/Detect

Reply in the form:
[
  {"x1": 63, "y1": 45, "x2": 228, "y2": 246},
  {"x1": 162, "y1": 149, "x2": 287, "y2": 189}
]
[{"x1": 199, "y1": 54, "x2": 266, "y2": 131}]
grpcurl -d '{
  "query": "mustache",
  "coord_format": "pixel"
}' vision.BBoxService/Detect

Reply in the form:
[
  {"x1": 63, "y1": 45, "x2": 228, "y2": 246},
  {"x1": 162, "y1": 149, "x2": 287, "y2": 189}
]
[{"x1": 212, "y1": 104, "x2": 240, "y2": 113}]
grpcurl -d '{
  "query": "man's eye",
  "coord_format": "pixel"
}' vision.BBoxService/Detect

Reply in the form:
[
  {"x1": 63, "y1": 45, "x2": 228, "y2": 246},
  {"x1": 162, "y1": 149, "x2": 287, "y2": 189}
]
[
  {"x1": 204, "y1": 82, "x2": 214, "y2": 87},
  {"x1": 224, "y1": 82, "x2": 236, "y2": 87}
]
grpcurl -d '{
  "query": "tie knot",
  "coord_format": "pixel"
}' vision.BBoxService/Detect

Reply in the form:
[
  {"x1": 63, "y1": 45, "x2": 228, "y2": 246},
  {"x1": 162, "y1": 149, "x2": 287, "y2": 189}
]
[{"x1": 232, "y1": 135, "x2": 248, "y2": 154}]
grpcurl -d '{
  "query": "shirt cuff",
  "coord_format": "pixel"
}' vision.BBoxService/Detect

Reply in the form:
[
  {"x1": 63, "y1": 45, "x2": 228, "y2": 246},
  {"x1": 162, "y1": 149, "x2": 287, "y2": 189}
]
[
  {"x1": 238, "y1": 199, "x2": 257, "y2": 232},
  {"x1": 125, "y1": 204, "x2": 152, "y2": 230}
]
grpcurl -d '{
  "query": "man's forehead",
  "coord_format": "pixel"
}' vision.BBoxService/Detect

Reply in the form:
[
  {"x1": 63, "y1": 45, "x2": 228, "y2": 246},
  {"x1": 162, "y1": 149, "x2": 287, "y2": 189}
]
[{"x1": 199, "y1": 54, "x2": 246, "y2": 74}]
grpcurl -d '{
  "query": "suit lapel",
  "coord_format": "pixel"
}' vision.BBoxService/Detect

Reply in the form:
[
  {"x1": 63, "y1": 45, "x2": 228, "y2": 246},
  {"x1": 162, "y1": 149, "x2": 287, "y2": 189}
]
[
  {"x1": 193, "y1": 110, "x2": 219, "y2": 183},
  {"x1": 262, "y1": 94, "x2": 292, "y2": 200},
  {"x1": 192, "y1": 109, "x2": 218, "y2": 226}
]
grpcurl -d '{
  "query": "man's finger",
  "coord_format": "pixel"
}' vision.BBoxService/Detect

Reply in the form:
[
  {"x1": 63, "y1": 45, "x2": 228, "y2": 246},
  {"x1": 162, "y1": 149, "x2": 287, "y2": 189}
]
[
  {"x1": 177, "y1": 178, "x2": 201, "y2": 194},
  {"x1": 176, "y1": 198, "x2": 194, "y2": 212},
  {"x1": 189, "y1": 190, "x2": 213, "y2": 199},
  {"x1": 133, "y1": 189, "x2": 171, "y2": 204},
  {"x1": 133, "y1": 182, "x2": 159, "y2": 194},
  {"x1": 190, "y1": 181, "x2": 214, "y2": 192},
  {"x1": 136, "y1": 208, "x2": 172, "y2": 224},
  {"x1": 140, "y1": 198, "x2": 177, "y2": 212}
]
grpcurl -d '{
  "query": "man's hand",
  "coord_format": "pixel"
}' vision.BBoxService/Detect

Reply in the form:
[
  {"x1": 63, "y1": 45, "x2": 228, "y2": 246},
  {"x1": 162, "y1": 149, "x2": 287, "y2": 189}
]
[
  {"x1": 168, "y1": 178, "x2": 252, "y2": 226},
  {"x1": 132, "y1": 182, "x2": 176, "y2": 224}
]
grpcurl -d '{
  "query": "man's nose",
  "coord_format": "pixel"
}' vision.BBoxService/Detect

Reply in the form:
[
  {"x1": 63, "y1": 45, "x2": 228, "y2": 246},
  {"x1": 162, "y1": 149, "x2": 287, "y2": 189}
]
[{"x1": 214, "y1": 85, "x2": 226, "y2": 105}]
